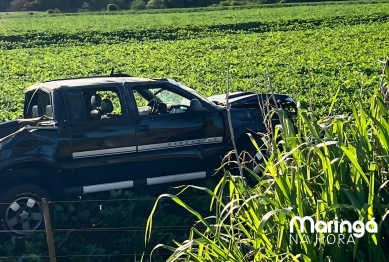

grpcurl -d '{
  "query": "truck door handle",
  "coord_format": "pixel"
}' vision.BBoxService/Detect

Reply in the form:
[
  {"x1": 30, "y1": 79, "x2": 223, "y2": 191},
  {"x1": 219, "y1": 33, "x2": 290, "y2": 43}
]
[
  {"x1": 137, "y1": 125, "x2": 149, "y2": 131},
  {"x1": 72, "y1": 134, "x2": 84, "y2": 138}
]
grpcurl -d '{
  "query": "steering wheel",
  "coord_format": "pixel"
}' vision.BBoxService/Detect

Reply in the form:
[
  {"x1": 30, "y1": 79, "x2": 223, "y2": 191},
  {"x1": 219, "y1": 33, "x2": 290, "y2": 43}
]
[{"x1": 147, "y1": 99, "x2": 159, "y2": 115}]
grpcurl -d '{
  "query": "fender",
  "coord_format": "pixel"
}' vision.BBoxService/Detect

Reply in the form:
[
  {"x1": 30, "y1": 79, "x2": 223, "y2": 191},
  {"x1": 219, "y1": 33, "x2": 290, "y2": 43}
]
[
  {"x1": 0, "y1": 125, "x2": 58, "y2": 167},
  {"x1": 0, "y1": 156, "x2": 61, "y2": 198},
  {"x1": 0, "y1": 155, "x2": 59, "y2": 173},
  {"x1": 0, "y1": 127, "x2": 60, "y2": 190},
  {"x1": 221, "y1": 109, "x2": 267, "y2": 152}
]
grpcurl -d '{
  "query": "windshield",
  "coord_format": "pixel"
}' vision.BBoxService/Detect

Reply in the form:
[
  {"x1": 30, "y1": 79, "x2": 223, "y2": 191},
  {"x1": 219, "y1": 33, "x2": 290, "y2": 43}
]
[
  {"x1": 166, "y1": 79, "x2": 218, "y2": 108},
  {"x1": 149, "y1": 87, "x2": 191, "y2": 106}
]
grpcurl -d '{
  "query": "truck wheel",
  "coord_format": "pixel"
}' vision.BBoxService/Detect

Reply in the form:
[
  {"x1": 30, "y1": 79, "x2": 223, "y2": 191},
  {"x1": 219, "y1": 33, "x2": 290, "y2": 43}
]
[
  {"x1": 239, "y1": 141, "x2": 267, "y2": 174},
  {"x1": 0, "y1": 184, "x2": 51, "y2": 239},
  {"x1": 224, "y1": 136, "x2": 267, "y2": 177}
]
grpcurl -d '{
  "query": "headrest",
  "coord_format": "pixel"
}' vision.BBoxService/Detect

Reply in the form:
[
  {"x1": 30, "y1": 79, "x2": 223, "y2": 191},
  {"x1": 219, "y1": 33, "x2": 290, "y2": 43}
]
[
  {"x1": 32, "y1": 105, "x2": 43, "y2": 118},
  {"x1": 91, "y1": 95, "x2": 101, "y2": 109},
  {"x1": 46, "y1": 105, "x2": 53, "y2": 118},
  {"x1": 157, "y1": 103, "x2": 167, "y2": 114},
  {"x1": 101, "y1": 99, "x2": 113, "y2": 113},
  {"x1": 190, "y1": 99, "x2": 203, "y2": 111}
]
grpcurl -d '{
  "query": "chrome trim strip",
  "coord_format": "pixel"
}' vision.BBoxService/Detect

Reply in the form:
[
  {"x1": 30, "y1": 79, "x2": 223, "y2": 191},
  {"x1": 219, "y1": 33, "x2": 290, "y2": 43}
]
[
  {"x1": 73, "y1": 146, "x2": 137, "y2": 159},
  {"x1": 81, "y1": 171, "x2": 207, "y2": 194},
  {"x1": 84, "y1": 180, "x2": 134, "y2": 194},
  {"x1": 73, "y1": 137, "x2": 222, "y2": 159},
  {"x1": 138, "y1": 137, "x2": 223, "y2": 152},
  {"x1": 146, "y1": 172, "x2": 206, "y2": 186}
]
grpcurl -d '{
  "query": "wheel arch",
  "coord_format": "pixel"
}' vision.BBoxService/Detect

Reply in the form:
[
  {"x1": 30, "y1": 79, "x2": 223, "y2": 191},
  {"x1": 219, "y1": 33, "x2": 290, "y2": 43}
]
[{"x1": 0, "y1": 158, "x2": 61, "y2": 199}]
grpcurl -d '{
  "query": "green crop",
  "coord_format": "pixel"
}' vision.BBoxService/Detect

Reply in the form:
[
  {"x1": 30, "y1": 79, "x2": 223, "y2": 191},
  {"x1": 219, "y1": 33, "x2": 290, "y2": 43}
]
[
  {"x1": 0, "y1": 2, "x2": 388, "y2": 260},
  {"x1": 0, "y1": 3, "x2": 388, "y2": 36},
  {"x1": 0, "y1": 21, "x2": 387, "y2": 120},
  {"x1": 146, "y1": 90, "x2": 389, "y2": 262},
  {"x1": 1, "y1": 3, "x2": 389, "y2": 49}
]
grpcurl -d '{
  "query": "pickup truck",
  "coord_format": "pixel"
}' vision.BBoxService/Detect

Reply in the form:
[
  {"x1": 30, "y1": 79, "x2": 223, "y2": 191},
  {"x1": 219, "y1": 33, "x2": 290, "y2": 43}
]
[{"x1": 0, "y1": 74, "x2": 297, "y2": 237}]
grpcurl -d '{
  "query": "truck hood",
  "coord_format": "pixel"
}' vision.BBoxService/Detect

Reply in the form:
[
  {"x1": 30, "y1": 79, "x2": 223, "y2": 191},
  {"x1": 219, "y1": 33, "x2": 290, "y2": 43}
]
[
  {"x1": 208, "y1": 92, "x2": 297, "y2": 116},
  {"x1": 207, "y1": 92, "x2": 298, "y2": 140}
]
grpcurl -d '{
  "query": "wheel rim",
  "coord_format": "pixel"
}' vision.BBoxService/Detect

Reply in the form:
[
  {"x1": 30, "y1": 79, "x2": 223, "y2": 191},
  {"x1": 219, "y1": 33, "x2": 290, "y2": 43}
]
[
  {"x1": 246, "y1": 148, "x2": 269, "y2": 174},
  {"x1": 5, "y1": 197, "x2": 43, "y2": 234}
]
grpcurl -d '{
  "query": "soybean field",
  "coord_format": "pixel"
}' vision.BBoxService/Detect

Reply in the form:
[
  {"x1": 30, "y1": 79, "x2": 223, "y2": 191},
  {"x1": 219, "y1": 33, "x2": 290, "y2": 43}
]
[
  {"x1": 0, "y1": 3, "x2": 388, "y2": 260},
  {"x1": 0, "y1": 3, "x2": 388, "y2": 122}
]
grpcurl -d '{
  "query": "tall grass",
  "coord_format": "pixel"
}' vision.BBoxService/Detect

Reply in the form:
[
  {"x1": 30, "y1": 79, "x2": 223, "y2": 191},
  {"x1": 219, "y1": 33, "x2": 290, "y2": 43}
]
[{"x1": 145, "y1": 63, "x2": 389, "y2": 261}]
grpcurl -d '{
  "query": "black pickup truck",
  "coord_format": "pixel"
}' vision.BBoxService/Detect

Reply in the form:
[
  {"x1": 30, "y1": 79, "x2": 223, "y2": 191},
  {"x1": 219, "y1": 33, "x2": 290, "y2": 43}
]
[{"x1": 0, "y1": 75, "x2": 296, "y2": 237}]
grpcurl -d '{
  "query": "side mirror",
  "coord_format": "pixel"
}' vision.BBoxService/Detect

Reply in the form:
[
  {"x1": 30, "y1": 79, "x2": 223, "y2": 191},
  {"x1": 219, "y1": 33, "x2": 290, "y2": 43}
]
[
  {"x1": 180, "y1": 99, "x2": 208, "y2": 119},
  {"x1": 189, "y1": 99, "x2": 207, "y2": 114}
]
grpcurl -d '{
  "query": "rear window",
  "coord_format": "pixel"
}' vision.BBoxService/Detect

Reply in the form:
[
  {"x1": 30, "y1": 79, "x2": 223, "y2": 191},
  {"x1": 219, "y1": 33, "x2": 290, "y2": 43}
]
[
  {"x1": 64, "y1": 86, "x2": 125, "y2": 123},
  {"x1": 65, "y1": 89, "x2": 88, "y2": 122},
  {"x1": 24, "y1": 90, "x2": 52, "y2": 118}
]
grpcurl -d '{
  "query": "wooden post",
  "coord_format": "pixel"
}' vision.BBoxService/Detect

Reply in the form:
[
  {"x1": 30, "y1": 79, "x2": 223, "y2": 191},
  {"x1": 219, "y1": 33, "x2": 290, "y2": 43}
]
[{"x1": 42, "y1": 198, "x2": 57, "y2": 262}]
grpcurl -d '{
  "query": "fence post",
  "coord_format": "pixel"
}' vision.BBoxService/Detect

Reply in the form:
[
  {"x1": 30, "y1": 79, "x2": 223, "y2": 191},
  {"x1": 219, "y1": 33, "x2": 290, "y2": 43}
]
[{"x1": 42, "y1": 198, "x2": 57, "y2": 262}]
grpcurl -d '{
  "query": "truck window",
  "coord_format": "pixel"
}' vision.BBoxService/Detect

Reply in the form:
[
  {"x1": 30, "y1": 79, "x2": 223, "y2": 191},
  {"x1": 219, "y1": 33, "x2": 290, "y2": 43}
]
[
  {"x1": 65, "y1": 87, "x2": 124, "y2": 122},
  {"x1": 95, "y1": 90, "x2": 123, "y2": 117},
  {"x1": 132, "y1": 85, "x2": 191, "y2": 116},
  {"x1": 66, "y1": 89, "x2": 88, "y2": 123},
  {"x1": 24, "y1": 90, "x2": 52, "y2": 118}
]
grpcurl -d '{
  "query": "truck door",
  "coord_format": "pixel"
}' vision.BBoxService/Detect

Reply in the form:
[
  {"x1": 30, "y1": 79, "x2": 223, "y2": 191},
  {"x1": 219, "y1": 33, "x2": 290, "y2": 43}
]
[
  {"x1": 130, "y1": 82, "x2": 225, "y2": 177},
  {"x1": 62, "y1": 84, "x2": 137, "y2": 186}
]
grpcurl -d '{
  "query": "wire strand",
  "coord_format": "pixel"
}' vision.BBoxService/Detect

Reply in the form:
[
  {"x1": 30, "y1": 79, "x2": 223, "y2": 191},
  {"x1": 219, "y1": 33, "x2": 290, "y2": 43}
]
[
  {"x1": 0, "y1": 226, "x2": 203, "y2": 233},
  {"x1": 0, "y1": 253, "x2": 173, "y2": 259},
  {"x1": 0, "y1": 196, "x2": 210, "y2": 205},
  {"x1": 50, "y1": 196, "x2": 209, "y2": 204}
]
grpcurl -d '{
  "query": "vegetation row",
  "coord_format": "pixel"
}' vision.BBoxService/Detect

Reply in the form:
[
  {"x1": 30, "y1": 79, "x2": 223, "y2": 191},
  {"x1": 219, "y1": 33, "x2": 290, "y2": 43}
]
[{"x1": 0, "y1": 14, "x2": 389, "y2": 50}]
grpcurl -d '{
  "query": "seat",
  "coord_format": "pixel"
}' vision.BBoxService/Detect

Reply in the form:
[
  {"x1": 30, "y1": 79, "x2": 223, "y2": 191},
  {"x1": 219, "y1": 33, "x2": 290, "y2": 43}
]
[
  {"x1": 157, "y1": 102, "x2": 167, "y2": 115},
  {"x1": 147, "y1": 99, "x2": 158, "y2": 108},
  {"x1": 101, "y1": 99, "x2": 120, "y2": 120},
  {"x1": 147, "y1": 99, "x2": 159, "y2": 114},
  {"x1": 90, "y1": 94, "x2": 102, "y2": 120},
  {"x1": 46, "y1": 105, "x2": 53, "y2": 118},
  {"x1": 138, "y1": 106, "x2": 151, "y2": 116}
]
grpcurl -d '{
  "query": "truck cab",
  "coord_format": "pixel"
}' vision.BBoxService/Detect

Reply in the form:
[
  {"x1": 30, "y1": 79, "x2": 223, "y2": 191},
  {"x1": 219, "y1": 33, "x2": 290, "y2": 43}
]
[{"x1": 0, "y1": 75, "x2": 296, "y2": 237}]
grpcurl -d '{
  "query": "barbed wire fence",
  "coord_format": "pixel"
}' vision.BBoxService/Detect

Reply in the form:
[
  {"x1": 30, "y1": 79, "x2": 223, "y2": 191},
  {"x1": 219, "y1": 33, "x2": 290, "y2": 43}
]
[{"x1": 0, "y1": 195, "x2": 212, "y2": 262}]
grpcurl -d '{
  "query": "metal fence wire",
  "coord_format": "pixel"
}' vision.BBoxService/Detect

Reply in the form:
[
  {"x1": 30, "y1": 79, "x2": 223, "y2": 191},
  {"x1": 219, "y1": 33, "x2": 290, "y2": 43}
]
[{"x1": 0, "y1": 197, "x2": 210, "y2": 262}]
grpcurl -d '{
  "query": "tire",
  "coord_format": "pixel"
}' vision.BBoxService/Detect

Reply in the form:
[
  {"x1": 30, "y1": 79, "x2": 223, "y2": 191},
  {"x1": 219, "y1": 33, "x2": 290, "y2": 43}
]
[{"x1": 0, "y1": 184, "x2": 52, "y2": 239}]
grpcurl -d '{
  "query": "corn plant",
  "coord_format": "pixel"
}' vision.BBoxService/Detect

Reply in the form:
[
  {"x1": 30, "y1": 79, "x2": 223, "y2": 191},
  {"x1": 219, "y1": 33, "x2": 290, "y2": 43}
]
[{"x1": 145, "y1": 62, "x2": 389, "y2": 261}]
